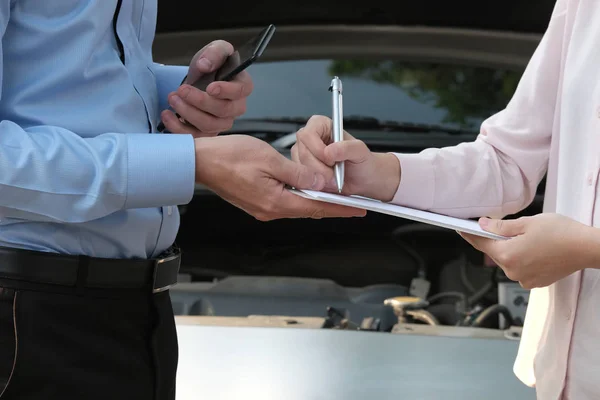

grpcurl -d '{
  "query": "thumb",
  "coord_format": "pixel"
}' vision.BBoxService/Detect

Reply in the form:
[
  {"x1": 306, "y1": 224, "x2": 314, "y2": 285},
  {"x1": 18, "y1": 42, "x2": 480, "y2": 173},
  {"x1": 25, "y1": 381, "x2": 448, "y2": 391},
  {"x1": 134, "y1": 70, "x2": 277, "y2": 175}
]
[
  {"x1": 186, "y1": 40, "x2": 234, "y2": 83},
  {"x1": 275, "y1": 157, "x2": 327, "y2": 190},
  {"x1": 479, "y1": 217, "x2": 527, "y2": 237},
  {"x1": 324, "y1": 140, "x2": 370, "y2": 165}
]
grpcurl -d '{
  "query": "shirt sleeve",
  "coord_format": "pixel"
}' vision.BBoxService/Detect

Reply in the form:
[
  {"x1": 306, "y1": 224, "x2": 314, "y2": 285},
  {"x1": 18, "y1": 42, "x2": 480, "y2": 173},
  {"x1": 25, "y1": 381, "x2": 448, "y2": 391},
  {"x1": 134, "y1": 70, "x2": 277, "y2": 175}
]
[
  {"x1": 390, "y1": 0, "x2": 568, "y2": 219},
  {"x1": 0, "y1": 6, "x2": 196, "y2": 223},
  {"x1": 149, "y1": 63, "x2": 188, "y2": 118}
]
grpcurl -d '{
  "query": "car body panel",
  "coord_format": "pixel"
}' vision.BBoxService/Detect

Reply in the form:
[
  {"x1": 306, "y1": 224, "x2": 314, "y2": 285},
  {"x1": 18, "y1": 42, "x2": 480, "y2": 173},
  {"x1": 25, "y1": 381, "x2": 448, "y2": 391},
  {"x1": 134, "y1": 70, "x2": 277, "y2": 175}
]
[
  {"x1": 153, "y1": 25, "x2": 542, "y2": 69},
  {"x1": 175, "y1": 321, "x2": 535, "y2": 400},
  {"x1": 156, "y1": 0, "x2": 555, "y2": 34}
]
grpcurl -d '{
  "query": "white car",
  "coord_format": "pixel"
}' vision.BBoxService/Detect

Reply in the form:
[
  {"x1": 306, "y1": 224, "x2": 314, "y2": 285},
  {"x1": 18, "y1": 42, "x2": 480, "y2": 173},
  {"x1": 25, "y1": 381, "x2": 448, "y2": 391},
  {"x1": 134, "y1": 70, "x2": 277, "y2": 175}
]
[{"x1": 152, "y1": 2, "x2": 554, "y2": 398}]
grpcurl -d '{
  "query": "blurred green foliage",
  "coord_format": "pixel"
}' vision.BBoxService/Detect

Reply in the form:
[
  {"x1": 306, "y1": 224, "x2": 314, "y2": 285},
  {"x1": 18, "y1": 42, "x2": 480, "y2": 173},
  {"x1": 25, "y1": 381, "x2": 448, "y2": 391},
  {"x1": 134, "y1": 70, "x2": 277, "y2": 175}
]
[{"x1": 329, "y1": 60, "x2": 523, "y2": 129}]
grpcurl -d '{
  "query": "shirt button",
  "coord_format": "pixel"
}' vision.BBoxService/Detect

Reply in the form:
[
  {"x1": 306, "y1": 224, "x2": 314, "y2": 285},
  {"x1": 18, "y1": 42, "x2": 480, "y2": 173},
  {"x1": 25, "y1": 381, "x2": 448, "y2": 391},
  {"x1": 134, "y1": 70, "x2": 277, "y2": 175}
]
[
  {"x1": 566, "y1": 309, "x2": 572, "y2": 321},
  {"x1": 167, "y1": 206, "x2": 173, "y2": 216},
  {"x1": 588, "y1": 174, "x2": 594, "y2": 185}
]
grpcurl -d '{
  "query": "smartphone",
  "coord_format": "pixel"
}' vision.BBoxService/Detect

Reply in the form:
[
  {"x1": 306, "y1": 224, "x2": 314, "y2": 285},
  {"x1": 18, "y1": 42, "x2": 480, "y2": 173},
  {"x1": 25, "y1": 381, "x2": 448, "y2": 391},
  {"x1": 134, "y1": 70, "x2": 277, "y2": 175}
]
[
  {"x1": 190, "y1": 24, "x2": 276, "y2": 91},
  {"x1": 158, "y1": 24, "x2": 276, "y2": 132}
]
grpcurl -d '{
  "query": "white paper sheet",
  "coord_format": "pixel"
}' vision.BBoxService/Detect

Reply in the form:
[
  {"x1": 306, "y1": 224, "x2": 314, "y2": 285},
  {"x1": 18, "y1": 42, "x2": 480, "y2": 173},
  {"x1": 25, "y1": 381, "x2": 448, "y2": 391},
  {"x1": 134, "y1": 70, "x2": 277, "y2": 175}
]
[{"x1": 289, "y1": 189, "x2": 507, "y2": 240}]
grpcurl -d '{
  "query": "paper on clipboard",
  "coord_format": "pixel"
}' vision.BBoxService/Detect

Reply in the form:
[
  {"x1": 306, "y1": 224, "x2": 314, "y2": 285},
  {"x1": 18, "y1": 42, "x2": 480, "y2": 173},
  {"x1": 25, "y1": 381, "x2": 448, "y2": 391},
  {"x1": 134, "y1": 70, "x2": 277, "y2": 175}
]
[{"x1": 289, "y1": 189, "x2": 507, "y2": 240}]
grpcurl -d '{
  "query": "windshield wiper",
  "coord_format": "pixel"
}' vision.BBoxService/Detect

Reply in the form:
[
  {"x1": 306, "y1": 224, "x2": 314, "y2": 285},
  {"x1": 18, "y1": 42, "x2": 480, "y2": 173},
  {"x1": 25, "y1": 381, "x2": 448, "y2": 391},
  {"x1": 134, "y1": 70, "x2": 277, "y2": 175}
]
[{"x1": 244, "y1": 116, "x2": 478, "y2": 136}]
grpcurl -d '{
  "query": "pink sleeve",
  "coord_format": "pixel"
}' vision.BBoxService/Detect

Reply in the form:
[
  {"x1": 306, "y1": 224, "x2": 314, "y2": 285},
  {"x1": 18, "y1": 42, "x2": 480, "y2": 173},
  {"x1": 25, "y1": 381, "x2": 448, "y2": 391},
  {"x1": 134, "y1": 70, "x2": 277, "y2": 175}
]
[{"x1": 390, "y1": 0, "x2": 568, "y2": 219}]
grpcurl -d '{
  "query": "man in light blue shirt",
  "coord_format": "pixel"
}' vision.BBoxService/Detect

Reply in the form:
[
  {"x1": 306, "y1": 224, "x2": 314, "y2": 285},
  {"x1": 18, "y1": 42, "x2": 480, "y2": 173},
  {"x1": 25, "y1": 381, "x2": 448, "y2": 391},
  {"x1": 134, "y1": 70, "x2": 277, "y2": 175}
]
[{"x1": 0, "y1": 2, "x2": 362, "y2": 400}]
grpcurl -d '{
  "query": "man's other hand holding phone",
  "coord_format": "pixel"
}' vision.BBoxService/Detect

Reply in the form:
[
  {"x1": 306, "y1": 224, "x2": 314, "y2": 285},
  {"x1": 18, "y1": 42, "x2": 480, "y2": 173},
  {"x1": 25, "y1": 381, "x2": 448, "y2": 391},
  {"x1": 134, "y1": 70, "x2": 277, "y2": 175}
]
[
  {"x1": 160, "y1": 40, "x2": 253, "y2": 137},
  {"x1": 159, "y1": 35, "x2": 364, "y2": 222}
]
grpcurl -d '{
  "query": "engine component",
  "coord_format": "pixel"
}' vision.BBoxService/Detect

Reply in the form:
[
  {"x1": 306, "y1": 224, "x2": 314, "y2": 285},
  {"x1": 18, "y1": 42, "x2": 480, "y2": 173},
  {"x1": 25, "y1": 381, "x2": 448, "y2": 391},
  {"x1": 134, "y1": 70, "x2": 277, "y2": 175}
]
[
  {"x1": 384, "y1": 296, "x2": 439, "y2": 326},
  {"x1": 497, "y1": 280, "x2": 529, "y2": 326},
  {"x1": 170, "y1": 276, "x2": 404, "y2": 331},
  {"x1": 426, "y1": 291, "x2": 467, "y2": 325},
  {"x1": 408, "y1": 277, "x2": 431, "y2": 299},
  {"x1": 385, "y1": 296, "x2": 429, "y2": 313},
  {"x1": 430, "y1": 254, "x2": 498, "y2": 325},
  {"x1": 471, "y1": 304, "x2": 514, "y2": 330},
  {"x1": 405, "y1": 309, "x2": 439, "y2": 326},
  {"x1": 322, "y1": 306, "x2": 381, "y2": 331}
]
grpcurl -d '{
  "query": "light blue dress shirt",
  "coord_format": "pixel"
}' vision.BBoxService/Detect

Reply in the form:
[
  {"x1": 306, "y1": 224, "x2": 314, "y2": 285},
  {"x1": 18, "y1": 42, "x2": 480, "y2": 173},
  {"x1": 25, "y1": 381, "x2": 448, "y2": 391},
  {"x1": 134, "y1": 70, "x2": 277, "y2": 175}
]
[{"x1": 0, "y1": 0, "x2": 196, "y2": 259}]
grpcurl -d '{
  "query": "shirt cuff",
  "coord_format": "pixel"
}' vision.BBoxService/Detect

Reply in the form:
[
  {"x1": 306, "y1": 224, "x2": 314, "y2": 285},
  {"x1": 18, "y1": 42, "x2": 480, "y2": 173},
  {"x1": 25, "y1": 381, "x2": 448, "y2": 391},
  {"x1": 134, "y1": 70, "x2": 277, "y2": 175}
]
[
  {"x1": 124, "y1": 133, "x2": 195, "y2": 209},
  {"x1": 151, "y1": 63, "x2": 188, "y2": 114},
  {"x1": 390, "y1": 152, "x2": 435, "y2": 210}
]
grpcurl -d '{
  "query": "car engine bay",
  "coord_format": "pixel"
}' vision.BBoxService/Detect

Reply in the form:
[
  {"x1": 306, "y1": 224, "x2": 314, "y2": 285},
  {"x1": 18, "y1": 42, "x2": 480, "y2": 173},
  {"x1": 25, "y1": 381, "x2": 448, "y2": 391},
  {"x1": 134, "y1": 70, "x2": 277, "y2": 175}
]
[{"x1": 171, "y1": 189, "x2": 536, "y2": 338}]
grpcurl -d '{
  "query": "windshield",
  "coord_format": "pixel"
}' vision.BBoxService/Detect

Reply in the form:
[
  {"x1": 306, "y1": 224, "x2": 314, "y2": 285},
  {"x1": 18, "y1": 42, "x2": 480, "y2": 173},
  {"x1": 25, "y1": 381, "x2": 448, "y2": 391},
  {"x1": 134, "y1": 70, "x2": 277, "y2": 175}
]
[{"x1": 243, "y1": 59, "x2": 524, "y2": 132}]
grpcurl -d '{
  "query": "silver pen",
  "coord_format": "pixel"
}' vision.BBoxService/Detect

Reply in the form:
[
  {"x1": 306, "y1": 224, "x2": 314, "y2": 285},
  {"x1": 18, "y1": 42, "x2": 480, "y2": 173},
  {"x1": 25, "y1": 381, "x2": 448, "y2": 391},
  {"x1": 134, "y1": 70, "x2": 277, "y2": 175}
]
[{"x1": 329, "y1": 76, "x2": 344, "y2": 193}]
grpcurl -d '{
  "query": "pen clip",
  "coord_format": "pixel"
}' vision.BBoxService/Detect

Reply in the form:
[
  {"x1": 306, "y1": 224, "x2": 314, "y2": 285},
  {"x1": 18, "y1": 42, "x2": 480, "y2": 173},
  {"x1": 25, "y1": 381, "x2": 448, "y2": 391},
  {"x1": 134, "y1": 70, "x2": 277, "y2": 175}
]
[{"x1": 329, "y1": 76, "x2": 343, "y2": 94}]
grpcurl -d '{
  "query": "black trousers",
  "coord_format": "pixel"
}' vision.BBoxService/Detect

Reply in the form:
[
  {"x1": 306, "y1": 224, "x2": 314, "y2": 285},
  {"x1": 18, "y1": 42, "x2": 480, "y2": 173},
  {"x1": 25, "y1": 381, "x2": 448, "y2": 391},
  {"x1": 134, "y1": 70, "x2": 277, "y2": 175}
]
[{"x1": 0, "y1": 277, "x2": 178, "y2": 400}]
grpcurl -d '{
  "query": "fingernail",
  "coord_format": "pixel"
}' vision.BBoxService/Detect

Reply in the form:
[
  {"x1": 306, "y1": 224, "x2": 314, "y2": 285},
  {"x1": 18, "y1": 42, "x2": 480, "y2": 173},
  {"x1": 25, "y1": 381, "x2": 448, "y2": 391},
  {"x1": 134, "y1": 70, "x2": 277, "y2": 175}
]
[
  {"x1": 312, "y1": 173, "x2": 325, "y2": 189},
  {"x1": 479, "y1": 217, "x2": 489, "y2": 227},
  {"x1": 179, "y1": 86, "x2": 190, "y2": 98},
  {"x1": 169, "y1": 95, "x2": 181, "y2": 107},
  {"x1": 197, "y1": 57, "x2": 212, "y2": 70},
  {"x1": 208, "y1": 85, "x2": 221, "y2": 96}
]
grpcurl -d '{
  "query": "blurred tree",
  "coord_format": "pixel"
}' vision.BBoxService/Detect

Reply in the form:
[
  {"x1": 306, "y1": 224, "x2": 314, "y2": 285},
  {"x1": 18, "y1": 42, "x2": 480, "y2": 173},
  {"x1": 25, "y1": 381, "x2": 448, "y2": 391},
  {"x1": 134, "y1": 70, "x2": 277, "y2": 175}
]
[{"x1": 329, "y1": 60, "x2": 523, "y2": 129}]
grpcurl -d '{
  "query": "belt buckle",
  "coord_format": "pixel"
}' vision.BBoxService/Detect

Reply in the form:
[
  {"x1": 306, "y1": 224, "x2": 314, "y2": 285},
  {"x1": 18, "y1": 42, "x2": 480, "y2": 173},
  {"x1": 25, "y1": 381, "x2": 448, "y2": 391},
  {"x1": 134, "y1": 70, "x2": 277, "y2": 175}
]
[{"x1": 152, "y1": 252, "x2": 181, "y2": 294}]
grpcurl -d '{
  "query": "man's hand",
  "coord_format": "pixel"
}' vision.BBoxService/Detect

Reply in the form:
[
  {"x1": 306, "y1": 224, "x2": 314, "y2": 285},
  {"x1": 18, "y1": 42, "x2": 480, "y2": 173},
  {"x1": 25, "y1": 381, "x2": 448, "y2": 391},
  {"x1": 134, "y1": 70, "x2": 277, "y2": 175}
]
[
  {"x1": 194, "y1": 134, "x2": 367, "y2": 221},
  {"x1": 458, "y1": 213, "x2": 600, "y2": 289},
  {"x1": 161, "y1": 40, "x2": 253, "y2": 137},
  {"x1": 291, "y1": 115, "x2": 400, "y2": 201}
]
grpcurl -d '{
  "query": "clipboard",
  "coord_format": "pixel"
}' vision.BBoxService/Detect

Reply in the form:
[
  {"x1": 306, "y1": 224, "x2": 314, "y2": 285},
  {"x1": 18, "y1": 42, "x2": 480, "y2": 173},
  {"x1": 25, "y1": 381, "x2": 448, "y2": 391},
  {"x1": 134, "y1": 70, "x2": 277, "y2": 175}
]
[{"x1": 289, "y1": 188, "x2": 507, "y2": 240}]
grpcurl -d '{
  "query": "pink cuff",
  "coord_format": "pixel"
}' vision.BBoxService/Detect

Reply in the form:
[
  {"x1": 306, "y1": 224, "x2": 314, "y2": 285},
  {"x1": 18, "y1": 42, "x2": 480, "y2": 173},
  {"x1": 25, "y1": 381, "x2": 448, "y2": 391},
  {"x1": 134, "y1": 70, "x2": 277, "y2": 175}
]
[{"x1": 390, "y1": 153, "x2": 435, "y2": 210}]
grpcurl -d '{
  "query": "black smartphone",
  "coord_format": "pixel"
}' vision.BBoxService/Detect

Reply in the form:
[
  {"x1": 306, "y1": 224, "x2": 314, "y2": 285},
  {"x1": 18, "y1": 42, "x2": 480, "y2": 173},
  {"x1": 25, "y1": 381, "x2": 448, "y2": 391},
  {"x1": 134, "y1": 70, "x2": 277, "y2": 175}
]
[
  {"x1": 158, "y1": 24, "x2": 276, "y2": 132},
  {"x1": 190, "y1": 24, "x2": 276, "y2": 91}
]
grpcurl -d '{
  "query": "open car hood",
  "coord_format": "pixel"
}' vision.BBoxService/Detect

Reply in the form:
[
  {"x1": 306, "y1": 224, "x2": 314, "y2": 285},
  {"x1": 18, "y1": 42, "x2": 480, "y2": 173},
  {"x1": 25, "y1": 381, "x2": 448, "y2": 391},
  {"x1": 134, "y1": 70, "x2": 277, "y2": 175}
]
[
  {"x1": 156, "y1": 0, "x2": 556, "y2": 35},
  {"x1": 153, "y1": 0, "x2": 555, "y2": 70}
]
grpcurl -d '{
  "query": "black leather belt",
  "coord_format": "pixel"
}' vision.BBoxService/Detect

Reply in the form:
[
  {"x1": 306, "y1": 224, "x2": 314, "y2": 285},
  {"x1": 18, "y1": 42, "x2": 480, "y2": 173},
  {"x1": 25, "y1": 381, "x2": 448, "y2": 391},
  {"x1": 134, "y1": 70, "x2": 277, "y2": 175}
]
[{"x1": 0, "y1": 245, "x2": 181, "y2": 293}]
